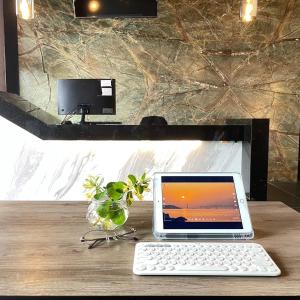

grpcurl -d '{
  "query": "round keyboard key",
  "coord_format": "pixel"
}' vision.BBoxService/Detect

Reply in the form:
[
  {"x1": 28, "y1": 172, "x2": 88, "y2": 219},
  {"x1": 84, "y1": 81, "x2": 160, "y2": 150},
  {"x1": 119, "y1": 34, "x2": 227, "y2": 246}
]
[
  {"x1": 258, "y1": 266, "x2": 267, "y2": 272},
  {"x1": 149, "y1": 260, "x2": 158, "y2": 265},
  {"x1": 269, "y1": 267, "x2": 278, "y2": 273},
  {"x1": 147, "y1": 265, "x2": 156, "y2": 271},
  {"x1": 249, "y1": 265, "x2": 258, "y2": 272},
  {"x1": 166, "y1": 265, "x2": 175, "y2": 271},
  {"x1": 256, "y1": 248, "x2": 263, "y2": 253},
  {"x1": 158, "y1": 266, "x2": 165, "y2": 271},
  {"x1": 137, "y1": 265, "x2": 147, "y2": 271}
]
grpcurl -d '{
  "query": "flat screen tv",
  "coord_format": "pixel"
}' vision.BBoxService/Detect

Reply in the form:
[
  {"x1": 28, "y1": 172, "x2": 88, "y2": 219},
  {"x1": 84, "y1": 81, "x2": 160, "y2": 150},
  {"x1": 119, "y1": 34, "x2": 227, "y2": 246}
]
[{"x1": 74, "y1": 0, "x2": 157, "y2": 18}]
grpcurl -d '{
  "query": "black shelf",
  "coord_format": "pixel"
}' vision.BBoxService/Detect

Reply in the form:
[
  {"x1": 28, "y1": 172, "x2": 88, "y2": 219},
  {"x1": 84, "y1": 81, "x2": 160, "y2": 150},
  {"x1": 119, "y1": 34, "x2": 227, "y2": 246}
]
[{"x1": 46, "y1": 124, "x2": 246, "y2": 141}]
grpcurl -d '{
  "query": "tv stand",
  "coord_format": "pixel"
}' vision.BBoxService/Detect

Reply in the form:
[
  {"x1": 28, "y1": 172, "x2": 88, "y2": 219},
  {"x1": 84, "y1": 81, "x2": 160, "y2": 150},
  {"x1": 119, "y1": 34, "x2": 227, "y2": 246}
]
[{"x1": 78, "y1": 105, "x2": 122, "y2": 125}]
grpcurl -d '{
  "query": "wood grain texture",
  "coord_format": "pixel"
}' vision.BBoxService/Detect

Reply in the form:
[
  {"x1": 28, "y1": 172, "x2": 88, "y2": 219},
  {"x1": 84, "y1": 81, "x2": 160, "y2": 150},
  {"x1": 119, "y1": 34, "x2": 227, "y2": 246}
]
[
  {"x1": 0, "y1": 201, "x2": 299, "y2": 296},
  {"x1": 0, "y1": 0, "x2": 6, "y2": 91}
]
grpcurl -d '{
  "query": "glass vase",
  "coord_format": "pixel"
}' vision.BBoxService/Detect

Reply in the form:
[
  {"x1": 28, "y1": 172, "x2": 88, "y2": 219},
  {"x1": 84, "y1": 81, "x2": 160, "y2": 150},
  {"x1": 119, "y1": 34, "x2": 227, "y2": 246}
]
[{"x1": 86, "y1": 197, "x2": 129, "y2": 231}]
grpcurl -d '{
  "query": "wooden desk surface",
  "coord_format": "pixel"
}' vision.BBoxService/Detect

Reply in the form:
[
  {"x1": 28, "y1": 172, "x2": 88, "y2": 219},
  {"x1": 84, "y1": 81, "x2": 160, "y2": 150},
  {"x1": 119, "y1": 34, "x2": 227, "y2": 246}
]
[{"x1": 0, "y1": 201, "x2": 299, "y2": 296}]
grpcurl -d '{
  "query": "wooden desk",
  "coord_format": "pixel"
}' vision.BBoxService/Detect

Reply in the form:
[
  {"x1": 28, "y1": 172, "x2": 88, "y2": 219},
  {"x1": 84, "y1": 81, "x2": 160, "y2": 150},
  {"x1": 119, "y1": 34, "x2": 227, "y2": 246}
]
[{"x1": 0, "y1": 201, "x2": 299, "y2": 296}]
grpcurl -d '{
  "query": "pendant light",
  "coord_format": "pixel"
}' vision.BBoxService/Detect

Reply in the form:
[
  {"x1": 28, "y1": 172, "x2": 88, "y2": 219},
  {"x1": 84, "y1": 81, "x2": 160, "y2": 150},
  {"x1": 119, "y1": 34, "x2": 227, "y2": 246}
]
[
  {"x1": 240, "y1": 0, "x2": 257, "y2": 23},
  {"x1": 16, "y1": 0, "x2": 34, "y2": 20}
]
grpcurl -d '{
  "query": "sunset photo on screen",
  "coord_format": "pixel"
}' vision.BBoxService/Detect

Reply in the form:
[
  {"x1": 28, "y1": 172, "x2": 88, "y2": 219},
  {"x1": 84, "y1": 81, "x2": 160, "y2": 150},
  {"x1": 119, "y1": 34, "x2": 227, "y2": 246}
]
[{"x1": 162, "y1": 178, "x2": 243, "y2": 229}]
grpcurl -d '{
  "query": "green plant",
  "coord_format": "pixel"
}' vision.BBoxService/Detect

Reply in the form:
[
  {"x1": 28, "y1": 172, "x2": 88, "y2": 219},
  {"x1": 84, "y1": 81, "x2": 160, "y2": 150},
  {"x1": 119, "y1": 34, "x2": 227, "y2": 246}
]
[{"x1": 83, "y1": 173, "x2": 150, "y2": 229}]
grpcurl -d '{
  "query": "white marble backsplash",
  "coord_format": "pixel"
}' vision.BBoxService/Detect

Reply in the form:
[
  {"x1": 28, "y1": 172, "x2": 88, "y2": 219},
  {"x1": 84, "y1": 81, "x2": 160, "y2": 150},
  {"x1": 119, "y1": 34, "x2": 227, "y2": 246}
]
[{"x1": 0, "y1": 116, "x2": 245, "y2": 200}]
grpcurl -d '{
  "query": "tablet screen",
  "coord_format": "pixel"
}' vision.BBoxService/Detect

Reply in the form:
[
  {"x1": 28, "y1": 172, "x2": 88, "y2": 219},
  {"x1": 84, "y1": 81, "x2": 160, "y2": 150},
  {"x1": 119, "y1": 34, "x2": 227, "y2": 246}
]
[{"x1": 162, "y1": 176, "x2": 243, "y2": 229}]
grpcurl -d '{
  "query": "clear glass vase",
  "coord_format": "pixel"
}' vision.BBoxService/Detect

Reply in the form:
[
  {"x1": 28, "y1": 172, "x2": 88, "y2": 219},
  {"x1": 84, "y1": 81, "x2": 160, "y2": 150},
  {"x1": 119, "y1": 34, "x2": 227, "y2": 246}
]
[{"x1": 86, "y1": 197, "x2": 129, "y2": 231}]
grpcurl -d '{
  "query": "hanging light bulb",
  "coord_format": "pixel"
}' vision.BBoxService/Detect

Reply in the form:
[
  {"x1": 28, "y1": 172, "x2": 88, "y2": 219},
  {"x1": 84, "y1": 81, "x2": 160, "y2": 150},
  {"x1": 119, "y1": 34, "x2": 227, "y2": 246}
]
[
  {"x1": 88, "y1": 0, "x2": 101, "y2": 13},
  {"x1": 16, "y1": 0, "x2": 34, "y2": 20},
  {"x1": 240, "y1": 0, "x2": 257, "y2": 23}
]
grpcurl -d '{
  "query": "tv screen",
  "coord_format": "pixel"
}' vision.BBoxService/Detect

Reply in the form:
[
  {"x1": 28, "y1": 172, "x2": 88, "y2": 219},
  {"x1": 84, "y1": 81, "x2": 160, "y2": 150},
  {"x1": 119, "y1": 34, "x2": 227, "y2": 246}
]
[{"x1": 74, "y1": 0, "x2": 157, "y2": 18}]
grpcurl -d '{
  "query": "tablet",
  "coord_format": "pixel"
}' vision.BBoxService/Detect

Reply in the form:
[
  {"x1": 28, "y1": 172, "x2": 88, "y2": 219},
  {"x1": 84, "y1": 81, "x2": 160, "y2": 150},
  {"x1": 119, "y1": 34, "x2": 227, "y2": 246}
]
[{"x1": 153, "y1": 172, "x2": 254, "y2": 240}]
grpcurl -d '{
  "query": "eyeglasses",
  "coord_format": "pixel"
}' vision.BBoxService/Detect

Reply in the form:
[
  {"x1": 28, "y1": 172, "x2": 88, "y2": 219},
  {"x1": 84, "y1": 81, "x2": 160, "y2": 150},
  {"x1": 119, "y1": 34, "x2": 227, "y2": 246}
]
[{"x1": 80, "y1": 226, "x2": 138, "y2": 249}]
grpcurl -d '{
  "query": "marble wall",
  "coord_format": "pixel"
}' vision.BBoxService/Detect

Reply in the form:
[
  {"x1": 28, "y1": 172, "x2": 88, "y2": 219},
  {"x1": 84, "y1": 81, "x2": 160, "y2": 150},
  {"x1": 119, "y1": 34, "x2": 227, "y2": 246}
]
[
  {"x1": 17, "y1": 0, "x2": 300, "y2": 181},
  {"x1": 0, "y1": 116, "x2": 244, "y2": 200}
]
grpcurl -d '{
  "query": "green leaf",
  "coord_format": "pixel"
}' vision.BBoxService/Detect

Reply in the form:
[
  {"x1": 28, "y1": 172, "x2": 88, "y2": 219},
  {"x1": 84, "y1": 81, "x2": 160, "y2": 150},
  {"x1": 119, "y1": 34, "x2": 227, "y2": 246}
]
[
  {"x1": 106, "y1": 182, "x2": 127, "y2": 201},
  {"x1": 83, "y1": 176, "x2": 104, "y2": 191},
  {"x1": 126, "y1": 191, "x2": 134, "y2": 207},
  {"x1": 96, "y1": 200, "x2": 112, "y2": 218},
  {"x1": 94, "y1": 191, "x2": 106, "y2": 200},
  {"x1": 137, "y1": 185, "x2": 144, "y2": 194},
  {"x1": 128, "y1": 174, "x2": 137, "y2": 185},
  {"x1": 135, "y1": 193, "x2": 143, "y2": 201},
  {"x1": 131, "y1": 185, "x2": 143, "y2": 201},
  {"x1": 110, "y1": 207, "x2": 126, "y2": 226},
  {"x1": 83, "y1": 180, "x2": 94, "y2": 190},
  {"x1": 141, "y1": 172, "x2": 146, "y2": 181}
]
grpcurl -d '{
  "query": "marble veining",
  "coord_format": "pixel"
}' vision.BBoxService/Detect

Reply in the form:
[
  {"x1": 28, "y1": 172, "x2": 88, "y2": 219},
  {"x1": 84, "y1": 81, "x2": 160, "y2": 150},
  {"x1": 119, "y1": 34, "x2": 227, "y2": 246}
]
[
  {"x1": 0, "y1": 116, "x2": 244, "y2": 201},
  {"x1": 17, "y1": 0, "x2": 300, "y2": 181}
]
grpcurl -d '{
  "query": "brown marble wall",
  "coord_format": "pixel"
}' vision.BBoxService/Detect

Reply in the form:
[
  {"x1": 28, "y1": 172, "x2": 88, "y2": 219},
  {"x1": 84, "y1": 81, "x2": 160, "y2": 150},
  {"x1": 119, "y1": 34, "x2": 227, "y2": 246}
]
[{"x1": 18, "y1": 0, "x2": 300, "y2": 182}]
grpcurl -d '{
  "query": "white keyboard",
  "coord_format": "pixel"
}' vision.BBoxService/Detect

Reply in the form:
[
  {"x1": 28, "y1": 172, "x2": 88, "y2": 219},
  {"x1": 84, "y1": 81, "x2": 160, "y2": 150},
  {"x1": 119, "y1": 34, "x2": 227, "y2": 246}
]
[{"x1": 133, "y1": 242, "x2": 281, "y2": 276}]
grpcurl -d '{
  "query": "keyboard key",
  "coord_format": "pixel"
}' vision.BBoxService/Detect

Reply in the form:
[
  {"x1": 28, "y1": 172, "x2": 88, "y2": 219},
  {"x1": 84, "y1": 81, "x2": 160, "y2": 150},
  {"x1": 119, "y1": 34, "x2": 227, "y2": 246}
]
[
  {"x1": 148, "y1": 260, "x2": 158, "y2": 265},
  {"x1": 137, "y1": 265, "x2": 147, "y2": 271},
  {"x1": 249, "y1": 265, "x2": 258, "y2": 272}
]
